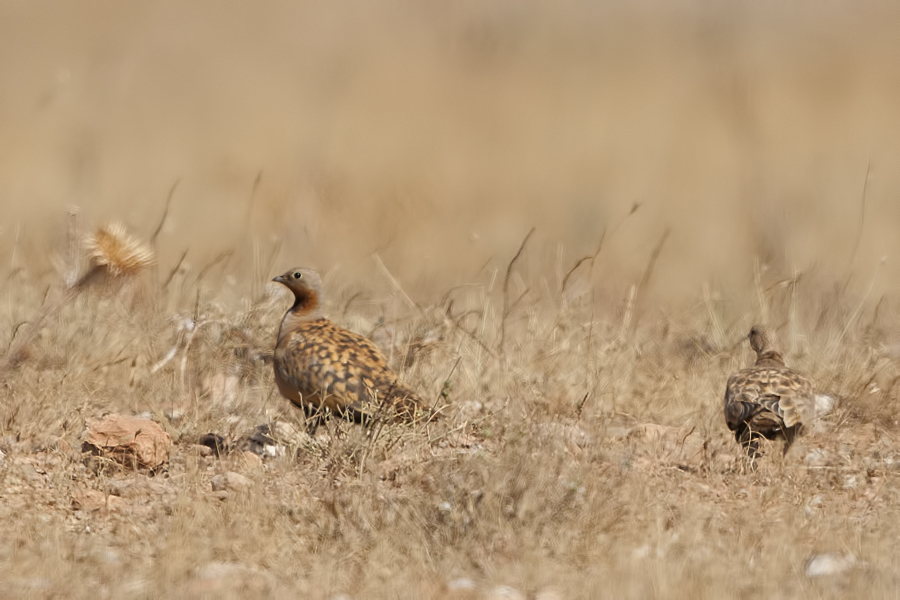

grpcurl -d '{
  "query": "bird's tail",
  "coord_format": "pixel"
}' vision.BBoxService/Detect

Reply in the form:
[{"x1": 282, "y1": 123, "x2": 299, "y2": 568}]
[{"x1": 380, "y1": 381, "x2": 440, "y2": 424}]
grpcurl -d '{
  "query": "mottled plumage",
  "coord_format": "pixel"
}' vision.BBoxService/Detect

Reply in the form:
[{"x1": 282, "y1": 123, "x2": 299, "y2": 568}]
[
  {"x1": 272, "y1": 267, "x2": 427, "y2": 424},
  {"x1": 724, "y1": 326, "x2": 815, "y2": 457}
]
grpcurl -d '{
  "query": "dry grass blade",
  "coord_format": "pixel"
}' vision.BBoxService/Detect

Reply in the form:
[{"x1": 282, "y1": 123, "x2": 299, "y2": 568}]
[
  {"x1": 150, "y1": 179, "x2": 180, "y2": 245},
  {"x1": 560, "y1": 203, "x2": 641, "y2": 294},
  {"x1": 500, "y1": 226, "x2": 535, "y2": 352},
  {"x1": 561, "y1": 227, "x2": 606, "y2": 293},
  {"x1": 637, "y1": 226, "x2": 670, "y2": 295},
  {"x1": 373, "y1": 252, "x2": 419, "y2": 312}
]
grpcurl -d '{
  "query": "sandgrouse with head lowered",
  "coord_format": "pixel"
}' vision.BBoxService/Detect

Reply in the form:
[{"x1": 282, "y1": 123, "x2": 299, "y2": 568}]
[
  {"x1": 724, "y1": 325, "x2": 815, "y2": 457},
  {"x1": 272, "y1": 267, "x2": 428, "y2": 425}
]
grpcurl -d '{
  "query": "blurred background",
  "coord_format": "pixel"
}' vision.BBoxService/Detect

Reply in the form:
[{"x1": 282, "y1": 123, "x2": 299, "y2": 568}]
[{"x1": 2, "y1": 1, "x2": 900, "y2": 305}]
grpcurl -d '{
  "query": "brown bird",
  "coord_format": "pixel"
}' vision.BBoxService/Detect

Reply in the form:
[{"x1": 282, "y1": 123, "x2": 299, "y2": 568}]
[
  {"x1": 724, "y1": 325, "x2": 815, "y2": 457},
  {"x1": 272, "y1": 267, "x2": 428, "y2": 425}
]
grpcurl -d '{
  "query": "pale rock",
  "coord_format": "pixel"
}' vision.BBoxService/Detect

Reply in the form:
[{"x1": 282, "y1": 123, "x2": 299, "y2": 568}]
[
  {"x1": 446, "y1": 578, "x2": 476, "y2": 591},
  {"x1": 534, "y1": 587, "x2": 565, "y2": 600},
  {"x1": 487, "y1": 585, "x2": 526, "y2": 600},
  {"x1": 805, "y1": 495, "x2": 824, "y2": 516},
  {"x1": 241, "y1": 450, "x2": 264, "y2": 470},
  {"x1": 814, "y1": 394, "x2": 835, "y2": 417},
  {"x1": 186, "y1": 561, "x2": 271, "y2": 596},
  {"x1": 804, "y1": 448, "x2": 832, "y2": 468},
  {"x1": 81, "y1": 414, "x2": 172, "y2": 470},
  {"x1": 196, "y1": 562, "x2": 253, "y2": 579},
  {"x1": 842, "y1": 474, "x2": 859, "y2": 490},
  {"x1": 211, "y1": 471, "x2": 252, "y2": 492},
  {"x1": 805, "y1": 552, "x2": 858, "y2": 578},
  {"x1": 71, "y1": 489, "x2": 125, "y2": 512},
  {"x1": 202, "y1": 373, "x2": 241, "y2": 407},
  {"x1": 190, "y1": 444, "x2": 213, "y2": 457},
  {"x1": 456, "y1": 400, "x2": 484, "y2": 422}
]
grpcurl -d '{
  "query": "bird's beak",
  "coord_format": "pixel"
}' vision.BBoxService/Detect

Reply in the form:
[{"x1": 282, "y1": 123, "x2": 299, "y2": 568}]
[{"x1": 273, "y1": 275, "x2": 285, "y2": 283}]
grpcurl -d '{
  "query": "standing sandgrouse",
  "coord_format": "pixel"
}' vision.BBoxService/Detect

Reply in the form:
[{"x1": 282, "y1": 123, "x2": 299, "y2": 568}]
[
  {"x1": 724, "y1": 325, "x2": 815, "y2": 457},
  {"x1": 272, "y1": 267, "x2": 428, "y2": 424}
]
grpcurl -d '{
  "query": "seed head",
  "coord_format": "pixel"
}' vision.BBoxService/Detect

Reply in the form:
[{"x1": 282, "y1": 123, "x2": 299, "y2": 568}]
[{"x1": 84, "y1": 222, "x2": 155, "y2": 277}]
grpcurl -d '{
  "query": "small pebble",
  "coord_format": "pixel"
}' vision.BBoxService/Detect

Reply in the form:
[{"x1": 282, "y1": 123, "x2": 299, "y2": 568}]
[
  {"x1": 487, "y1": 586, "x2": 526, "y2": 600},
  {"x1": 211, "y1": 472, "x2": 251, "y2": 492},
  {"x1": 446, "y1": 578, "x2": 476, "y2": 591},
  {"x1": 806, "y1": 552, "x2": 857, "y2": 578}
]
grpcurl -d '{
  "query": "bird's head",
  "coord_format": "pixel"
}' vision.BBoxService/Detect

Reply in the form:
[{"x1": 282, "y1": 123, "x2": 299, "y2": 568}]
[
  {"x1": 273, "y1": 267, "x2": 325, "y2": 315},
  {"x1": 748, "y1": 325, "x2": 776, "y2": 355}
]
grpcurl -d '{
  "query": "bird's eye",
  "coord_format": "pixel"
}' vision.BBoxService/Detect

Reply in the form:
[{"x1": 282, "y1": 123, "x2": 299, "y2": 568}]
[{"x1": 293, "y1": 272, "x2": 302, "y2": 279}]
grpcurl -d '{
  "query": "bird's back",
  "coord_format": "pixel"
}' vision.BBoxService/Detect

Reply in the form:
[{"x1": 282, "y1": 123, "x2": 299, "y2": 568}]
[
  {"x1": 274, "y1": 317, "x2": 425, "y2": 421},
  {"x1": 724, "y1": 363, "x2": 814, "y2": 435}
]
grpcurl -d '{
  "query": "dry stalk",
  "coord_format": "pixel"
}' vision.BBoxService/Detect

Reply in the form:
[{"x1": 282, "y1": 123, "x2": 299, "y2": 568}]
[
  {"x1": 561, "y1": 228, "x2": 605, "y2": 294},
  {"x1": 500, "y1": 227, "x2": 535, "y2": 353},
  {"x1": 373, "y1": 253, "x2": 419, "y2": 312},
  {"x1": 161, "y1": 249, "x2": 189, "y2": 291},
  {"x1": 845, "y1": 158, "x2": 871, "y2": 280},
  {"x1": 637, "y1": 226, "x2": 670, "y2": 295},
  {"x1": 150, "y1": 179, "x2": 180, "y2": 246},
  {"x1": 754, "y1": 257, "x2": 768, "y2": 324}
]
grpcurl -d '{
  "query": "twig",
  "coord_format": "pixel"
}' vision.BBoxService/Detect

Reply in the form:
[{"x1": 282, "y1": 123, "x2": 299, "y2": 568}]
[
  {"x1": 372, "y1": 253, "x2": 419, "y2": 312},
  {"x1": 64, "y1": 207, "x2": 81, "y2": 287},
  {"x1": 426, "y1": 408, "x2": 501, "y2": 445},
  {"x1": 846, "y1": 159, "x2": 871, "y2": 279},
  {"x1": 4, "y1": 321, "x2": 27, "y2": 357},
  {"x1": 161, "y1": 249, "x2": 189, "y2": 291},
  {"x1": 151, "y1": 179, "x2": 179, "y2": 245},
  {"x1": 575, "y1": 392, "x2": 590, "y2": 419},
  {"x1": 838, "y1": 259, "x2": 884, "y2": 347},
  {"x1": 753, "y1": 257, "x2": 767, "y2": 325},
  {"x1": 619, "y1": 284, "x2": 636, "y2": 339},
  {"x1": 506, "y1": 289, "x2": 529, "y2": 316},
  {"x1": 444, "y1": 311, "x2": 496, "y2": 359},
  {"x1": 260, "y1": 237, "x2": 283, "y2": 295},
  {"x1": 562, "y1": 202, "x2": 640, "y2": 294},
  {"x1": 637, "y1": 227, "x2": 670, "y2": 294},
  {"x1": 358, "y1": 386, "x2": 395, "y2": 478},
  {"x1": 244, "y1": 171, "x2": 262, "y2": 227},
  {"x1": 500, "y1": 227, "x2": 535, "y2": 351},
  {"x1": 434, "y1": 356, "x2": 461, "y2": 409},
  {"x1": 561, "y1": 228, "x2": 606, "y2": 293},
  {"x1": 341, "y1": 292, "x2": 364, "y2": 321},
  {"x1": 195, "y1": 249, "x2": 234, "y2": 286}
]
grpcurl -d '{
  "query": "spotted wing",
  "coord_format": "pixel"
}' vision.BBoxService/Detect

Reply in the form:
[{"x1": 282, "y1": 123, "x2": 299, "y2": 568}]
[
  {"x1": 275, "y1": 319, "x2": 425, "y2": 421},
  {"x1": 724, "y1": 366, "x2": 814, "y2": 435}
]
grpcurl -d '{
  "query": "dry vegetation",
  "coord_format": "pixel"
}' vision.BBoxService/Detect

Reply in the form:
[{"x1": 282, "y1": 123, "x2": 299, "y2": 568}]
[{"x1": 3, "y1": 2, "x2": 900, "y2": 598}]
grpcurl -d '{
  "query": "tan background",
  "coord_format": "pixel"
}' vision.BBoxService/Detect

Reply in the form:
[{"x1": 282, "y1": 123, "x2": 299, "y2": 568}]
[{"x1": 2, "y1": 1, "x2": 900, "y2": 303}]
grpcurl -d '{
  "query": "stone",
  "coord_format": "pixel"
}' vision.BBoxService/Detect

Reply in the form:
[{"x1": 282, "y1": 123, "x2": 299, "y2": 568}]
[
  {"x1": 487, "y1": 586, "x2": 526, "y2": 600},
  {"x1": 185, "y1": 561, "x2": 271, "y2": 596},
  {"x1": 805, "y1": 552, "x2": 858, "y2": 577},
  {"x1": 71, "y1": 489, "x2": 125, "y2": 512},
  {"x1": 814, "y1": 394, "x2": 836, "y2": 417},
  {"x1": 446, "y1": 578, "x2": 477, "y2": 591},
  {"x1": 81, "y1": 414, "x2": 171, "y2": 470},
  {"x1": 534, "y1": 587, "x2": 566, "y2": 600},
  {"x1": 211, "y1": 471, "x2": 252, "y2": 492}
]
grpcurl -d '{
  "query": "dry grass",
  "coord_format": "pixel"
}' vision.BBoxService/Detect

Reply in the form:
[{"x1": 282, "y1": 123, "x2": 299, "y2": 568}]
[{"x1": 3, "y1": 2, "x2": 900, "y2": 599}]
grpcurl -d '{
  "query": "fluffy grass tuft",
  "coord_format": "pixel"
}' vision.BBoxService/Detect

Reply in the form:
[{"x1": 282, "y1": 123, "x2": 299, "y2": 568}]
[{"x1": 83, "y1": 222, "x2": 155, "y2": 278}]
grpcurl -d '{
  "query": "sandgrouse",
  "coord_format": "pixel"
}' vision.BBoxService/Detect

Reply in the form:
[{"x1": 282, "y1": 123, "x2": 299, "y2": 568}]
[
  {"x1": 724, "y1": 325, "x2": 815, "y2": 457},
  {"x1": 272, "y1": 267, "x2": 427, "y2": 425}
]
